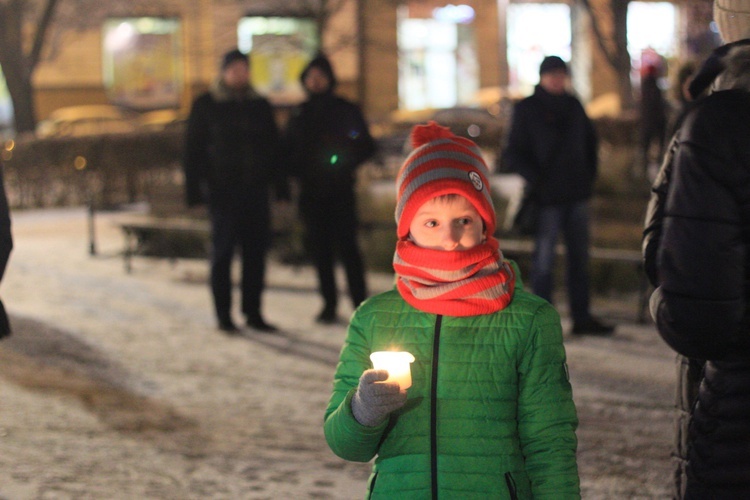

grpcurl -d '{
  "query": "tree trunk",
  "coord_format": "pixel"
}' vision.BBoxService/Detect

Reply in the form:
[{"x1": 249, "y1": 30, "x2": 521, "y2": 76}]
[
  {"x1": 0, "y1": 1, "x2": 36, "y2": 134},
  {"x1": 4, "y1": 64, "x2": 36, "y2": 135},
  {"x1": 612, "y1": 0, "x2": 634, "y2": 110},
  {"x1": 579, "y1": 0, "x2": 635, "y2": 111},
  {"x1": 0, "y1": 0, "x2": 60, "y2": 135}
]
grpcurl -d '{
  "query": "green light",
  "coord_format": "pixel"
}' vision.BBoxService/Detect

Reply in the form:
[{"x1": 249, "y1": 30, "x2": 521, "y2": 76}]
[{"x1": 330, "y1": 154, "x2": 338, "y2": 165}]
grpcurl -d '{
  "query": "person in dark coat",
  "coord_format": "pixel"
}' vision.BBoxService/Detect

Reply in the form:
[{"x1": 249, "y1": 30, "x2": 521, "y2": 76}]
[
  {"x1": 639, "y1": 63, "x2": 668, "y2": 179},
  {"x1": 643, "y1": 1, "x2": 750, "y2": 494},
  {"x1": 284, "y1": 54, "x2": 376, "y2": 324},
  {"x1": 0, "y1": 158, "x2": 12, "y2": 339},
  {"x1": 183, "y1": 49, "x2": 284, "y2": 333},
  {"x1": 503, "y1": 55, "x2": 613, "y2": 335}
]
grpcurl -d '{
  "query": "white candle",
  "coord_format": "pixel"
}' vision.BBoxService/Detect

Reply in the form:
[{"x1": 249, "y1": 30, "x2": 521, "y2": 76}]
[{"x1": 370, "y1": 351, "x2": 416, "y2": 389}]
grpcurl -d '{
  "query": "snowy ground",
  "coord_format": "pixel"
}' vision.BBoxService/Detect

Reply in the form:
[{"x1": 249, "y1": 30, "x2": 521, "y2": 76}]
[{"x1": 0, "y1": 207, "x2": 674, "y2": 499}]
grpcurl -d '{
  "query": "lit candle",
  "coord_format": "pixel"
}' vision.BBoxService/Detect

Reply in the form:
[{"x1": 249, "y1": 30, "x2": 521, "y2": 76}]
[{"x1": 370, "y1": 351, "x2": 416, "y2": 389}]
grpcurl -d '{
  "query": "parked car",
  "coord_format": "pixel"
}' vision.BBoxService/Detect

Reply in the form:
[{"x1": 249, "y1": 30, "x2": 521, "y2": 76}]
[
  {"x1": 136, "y1": 109, "x2": 186, "y2": 132},
  {"x1": 36, "y1": 105, "x2": 138, "y2": 137},
  {"x1": 428, "y1": 106, "x2": 504, "y2": 149},
  {"x1": 35, "y1": 105, "x2": 186, "y2": 137},
  {"x1": 375, "y1": 105, "x2": 504, "y2": 161}
]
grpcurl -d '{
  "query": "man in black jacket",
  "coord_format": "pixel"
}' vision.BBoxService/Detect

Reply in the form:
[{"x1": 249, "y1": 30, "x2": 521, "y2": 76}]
[
  {"x1": 503, "y1": 56, "x2": 612, "y2": 335},
  {"x1": 643, "y1": 1, "x2": 750, "y2": 494},
  {"x1": 183, "y1": 49, "x2": 284, "y2": 333},
  {"x1": 284, "y1": 54, "x2": 375, "y2": 324}
]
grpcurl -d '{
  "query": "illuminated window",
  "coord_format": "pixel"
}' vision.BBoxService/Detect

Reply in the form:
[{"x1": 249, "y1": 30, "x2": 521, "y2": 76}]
[
  {"x1": 628, "y1": 2, "x2": 678, "y2": 60},
  {"x1": 398, "y1": 4, "x2": 479, "y2": 110},
  {"x1": 627, "y1": 2, "x2": 678, "y2": 78},
  {"x1": 238, "y1": 17, "x2": 318, "y2": 104},
  {"x1": 102, "y1": 18, "x2": 183, "y2": 110},
  {"x1": 507, "y1": 3, "x2": 572, "y2": 96}
]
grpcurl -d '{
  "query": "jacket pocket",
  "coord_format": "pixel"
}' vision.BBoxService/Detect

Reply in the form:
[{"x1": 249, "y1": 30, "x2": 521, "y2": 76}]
[{"x1": 504, "y1": 472, "x2": 519, "y2": 500}]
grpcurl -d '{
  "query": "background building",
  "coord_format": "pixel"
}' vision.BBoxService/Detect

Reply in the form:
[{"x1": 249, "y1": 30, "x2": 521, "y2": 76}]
[{"x1": 0, "y1": 0, "x2": 719, "y2": 133}]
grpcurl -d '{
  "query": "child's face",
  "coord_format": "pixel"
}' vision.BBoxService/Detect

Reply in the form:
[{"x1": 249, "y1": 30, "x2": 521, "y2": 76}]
[{"x1": 409, "y1": 196, "x2": 485, "y2": 251}]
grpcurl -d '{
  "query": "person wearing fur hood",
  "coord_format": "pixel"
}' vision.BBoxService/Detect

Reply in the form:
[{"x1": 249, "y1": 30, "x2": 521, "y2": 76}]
[
  {"x1": 643, "y1": 1, "x2": 750, "y2": 496},
  {"x1": 183, "y1": 49, "x2": 286, "y2": 333}
]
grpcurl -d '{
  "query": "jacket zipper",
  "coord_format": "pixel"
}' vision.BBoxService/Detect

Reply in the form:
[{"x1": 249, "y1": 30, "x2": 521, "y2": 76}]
[{"x1": 430, "y1": 314, "x2": 443, "y2": 500}]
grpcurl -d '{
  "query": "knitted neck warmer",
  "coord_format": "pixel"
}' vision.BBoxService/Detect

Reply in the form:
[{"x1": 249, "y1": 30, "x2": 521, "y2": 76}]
[
  {"x1": 393, "y1": 236, "x2": 515, "y2": 317},
  {"x1": 210, "y1": 79, "x2": 260, "y2": 102}
]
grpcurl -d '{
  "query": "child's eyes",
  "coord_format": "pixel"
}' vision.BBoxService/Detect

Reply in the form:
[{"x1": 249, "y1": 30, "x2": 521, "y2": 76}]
[{"x1": 423, "y1": 218, "x2": 473, "y2": 228}]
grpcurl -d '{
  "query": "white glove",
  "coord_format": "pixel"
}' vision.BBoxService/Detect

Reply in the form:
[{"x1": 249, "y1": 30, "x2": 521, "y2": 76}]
[{"x1": 351, "y1": 369, "x2": 408, "y2": 427}]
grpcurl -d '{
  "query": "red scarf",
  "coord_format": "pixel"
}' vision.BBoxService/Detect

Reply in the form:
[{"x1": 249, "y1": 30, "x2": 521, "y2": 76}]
[{"x1": 393, "y1": 237, "x2": 515, "y2": 317}]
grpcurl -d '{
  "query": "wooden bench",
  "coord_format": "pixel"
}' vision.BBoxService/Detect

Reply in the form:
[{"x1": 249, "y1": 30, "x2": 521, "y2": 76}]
[
  {"x1": 498, "y1": 237, "x2": 649, "y2": 323},
  {"x1": 116, "y1": 216, "x2": 650, "y2": 322},
  {"x1": 117, "y1": 214, "x2": 296, "y2": 273},
  {"x1": 499, "y1": 238, "x2": 642, "y2": 264},
  {"x1": 119, "y1": 217, "x2": 210, "y2": 273}
]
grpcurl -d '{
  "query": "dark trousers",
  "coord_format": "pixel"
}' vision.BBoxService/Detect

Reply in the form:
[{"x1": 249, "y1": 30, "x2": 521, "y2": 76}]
[
  {"x1": 683, "y1": 360, "x2": 750, "y2": 499},
  {"x1": 641, "y1": 123, "x2": 666, "y2": 175},
  {"x1": 301, "y1": 194, "x2": 367, "y2": 313},
  {"x1": 209, "y1": 195, "x2": 270, "y2": 324},
  {"x1": 531, "y1": 200, "x2": 591, "y2": 324},
  {"x1": 675, "y1": 356, "x2": 703, "y2": 499}
]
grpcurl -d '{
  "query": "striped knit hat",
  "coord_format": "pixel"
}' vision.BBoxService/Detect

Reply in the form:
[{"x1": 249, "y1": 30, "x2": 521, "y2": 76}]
[{"x1": 395, "y1": 121, "x2": 495, "y2": 240}]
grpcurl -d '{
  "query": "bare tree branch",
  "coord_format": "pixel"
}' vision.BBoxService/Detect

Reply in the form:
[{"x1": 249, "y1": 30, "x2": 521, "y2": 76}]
[
  {"x1": 578, "y1": 0, "x2": 617, "y2": 68},
  {"x1": 29, "y1": 0, "x2": 60, "y2": 68}
]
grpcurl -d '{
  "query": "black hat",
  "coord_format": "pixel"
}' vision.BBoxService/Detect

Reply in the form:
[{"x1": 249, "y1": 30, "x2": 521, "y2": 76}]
[
  {"x1": 221, "y1": 49, "x2": 248, "y2": 70},
  {"x1": 539, "y1": 56, "x2": 568, "y2": 75}
]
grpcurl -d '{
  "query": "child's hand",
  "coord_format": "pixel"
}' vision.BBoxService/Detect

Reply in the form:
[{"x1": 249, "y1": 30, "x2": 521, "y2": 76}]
[{"x1": 351, "y1": 369, "x2": 408, "y2": 427}]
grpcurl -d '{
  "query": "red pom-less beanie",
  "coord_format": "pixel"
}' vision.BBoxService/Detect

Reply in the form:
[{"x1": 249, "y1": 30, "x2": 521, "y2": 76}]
[{"x1": 395, "y1": 121, "x2": 495, "y2": 239}]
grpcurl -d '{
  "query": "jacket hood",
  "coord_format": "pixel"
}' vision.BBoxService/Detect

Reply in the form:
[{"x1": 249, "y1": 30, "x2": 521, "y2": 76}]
[
  {"x1": 716, "y1": 44, "x2": 750, "y2": 92},
  {"x1": 688, "y1": 39, "x2": 750, "y2": 98},
  {"x1": 300, "y1": 54, "x2": 337, "y2": 93}
]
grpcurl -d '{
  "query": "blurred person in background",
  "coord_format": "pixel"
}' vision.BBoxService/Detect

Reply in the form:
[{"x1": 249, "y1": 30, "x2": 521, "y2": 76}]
[
  {"x1": 284, "y1": 54, "x2": 376, "y2": 324},
  {"x1": 183, "y1": 49, "x2": 285, "y2": 334},
  {"x1": 639, "y1": 62, "x2": 668, "y2": 180},
  {"x1": 643, "y1": 0, "x2": 750, "y2": 495},
  {"x1": 503, "y1": 55, "x2": 613, "y2": 336}
]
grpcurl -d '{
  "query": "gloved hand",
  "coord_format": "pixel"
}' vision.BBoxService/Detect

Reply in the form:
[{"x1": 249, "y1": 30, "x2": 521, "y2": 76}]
[{"x1": 351, "y1": 369, "x2": 408, "y2": 427}]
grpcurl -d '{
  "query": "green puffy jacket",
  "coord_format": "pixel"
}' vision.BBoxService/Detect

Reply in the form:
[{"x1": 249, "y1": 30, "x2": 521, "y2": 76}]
[{"x1": 324, "y1": 284, "x2": 579, "y2": 499}]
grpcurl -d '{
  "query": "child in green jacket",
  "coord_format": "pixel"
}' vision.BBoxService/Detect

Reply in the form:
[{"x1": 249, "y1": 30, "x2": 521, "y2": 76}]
[{"x1": 324, "y1": 122, "x2": 580, "y2": 499}]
